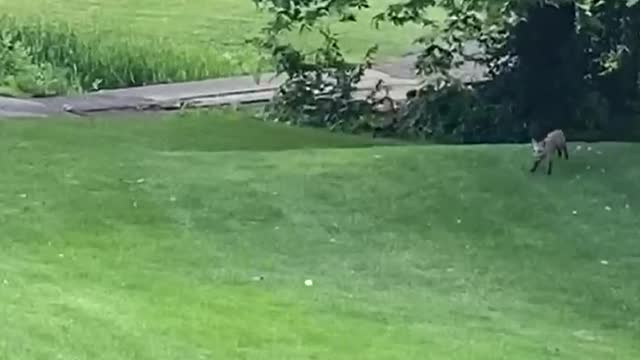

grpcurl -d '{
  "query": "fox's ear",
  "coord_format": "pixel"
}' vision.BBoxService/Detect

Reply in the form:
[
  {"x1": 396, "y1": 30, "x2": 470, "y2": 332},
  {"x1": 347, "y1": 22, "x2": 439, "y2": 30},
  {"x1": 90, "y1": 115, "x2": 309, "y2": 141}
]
[{"x1": 530, "y1": 138, "x2": 537, "y2": 148}]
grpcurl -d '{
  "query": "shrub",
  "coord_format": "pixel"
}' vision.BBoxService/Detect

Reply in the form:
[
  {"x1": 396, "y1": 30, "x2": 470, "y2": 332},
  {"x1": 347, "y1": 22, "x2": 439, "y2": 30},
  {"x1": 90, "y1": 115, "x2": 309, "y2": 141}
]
[
  {"x1": 0, "y1": 29, "x2": 77, "y2": 96},
  {"x1": 257, "y1": 27, "x2": 382, "y2": 132},
  {"x1": 395, "y1": 79, "x2": 525, "y2": 144}
]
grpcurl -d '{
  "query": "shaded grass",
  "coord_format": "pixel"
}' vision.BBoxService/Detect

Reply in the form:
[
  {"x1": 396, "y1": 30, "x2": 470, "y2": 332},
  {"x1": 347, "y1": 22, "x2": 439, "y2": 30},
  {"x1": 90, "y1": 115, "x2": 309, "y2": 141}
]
[
  {"x1": 0, "y1": 110, "x2": 396, "y2": 151},
  {"x1": 0, "y1": 111, "x2": 638, "y2": 359}
]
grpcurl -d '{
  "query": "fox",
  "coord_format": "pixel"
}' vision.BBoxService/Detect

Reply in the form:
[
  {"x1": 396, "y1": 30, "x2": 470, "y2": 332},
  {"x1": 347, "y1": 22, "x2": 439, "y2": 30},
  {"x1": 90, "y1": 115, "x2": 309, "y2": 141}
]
[{"x1": 530, "y1": 129, "x2": 569, "y2": 175}]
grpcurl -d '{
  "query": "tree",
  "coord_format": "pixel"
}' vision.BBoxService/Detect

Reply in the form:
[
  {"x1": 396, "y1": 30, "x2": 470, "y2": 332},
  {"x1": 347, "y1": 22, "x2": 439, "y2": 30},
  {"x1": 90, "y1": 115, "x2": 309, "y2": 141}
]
[
  {"x1": 584, "y1": 0, "x2": 640, "y2": 134},
  {"x1": 251, "y1": 0, "x2": 640, "y2": 142}
]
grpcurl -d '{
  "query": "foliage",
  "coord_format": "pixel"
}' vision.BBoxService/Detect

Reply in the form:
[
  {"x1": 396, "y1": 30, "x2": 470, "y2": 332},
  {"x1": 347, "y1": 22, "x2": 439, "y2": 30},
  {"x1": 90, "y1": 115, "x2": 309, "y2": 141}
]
[
  {"x1": 397, "y1": 79, "x2": 523, "y2": 143},
  {"x1": 581, "y1": 0, "x2": 640, "y2": 134},
  {"x1": 0, "y1": 28, "x2": 77, "y2": 96},
  {"x1": 253, "y1": 0, "x2": 640, "y2": 143},
  {"x1": 382, "y1": 0, "x2": 640, "y2": 141},
  {"x1": 256, "y1": 27, "x2": 379, "y2": 131},
  {"x1": 251, "y1": 0, "x2": 399, "y2": 132}
]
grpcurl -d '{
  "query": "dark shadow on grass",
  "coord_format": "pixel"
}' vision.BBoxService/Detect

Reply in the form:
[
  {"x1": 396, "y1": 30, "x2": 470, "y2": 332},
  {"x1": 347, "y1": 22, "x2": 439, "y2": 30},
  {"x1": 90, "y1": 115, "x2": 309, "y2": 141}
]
[{"x1": 0, "y1": 108, "x2": 405, "y2": 153}]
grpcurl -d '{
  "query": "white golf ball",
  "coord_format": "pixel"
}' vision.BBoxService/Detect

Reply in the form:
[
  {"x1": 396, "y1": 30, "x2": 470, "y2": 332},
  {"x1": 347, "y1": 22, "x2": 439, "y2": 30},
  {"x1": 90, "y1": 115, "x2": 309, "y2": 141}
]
[{"x1": 304, "y1": 279, "x2": 313, "y2": 286}]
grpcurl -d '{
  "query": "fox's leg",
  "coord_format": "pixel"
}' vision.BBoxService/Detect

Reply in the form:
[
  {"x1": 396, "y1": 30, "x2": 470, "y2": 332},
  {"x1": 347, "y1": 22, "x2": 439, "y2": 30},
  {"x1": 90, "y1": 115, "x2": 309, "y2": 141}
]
[
  {"x1": 557, "y1": 148, "x2": 562, "y2": 158},
  {"x1": 563, "y1": 145, "x2": 569, "y2": 159},
  {"x1": 547, "y1": 159, "x2": 553, "y2": 175},
  {"x1": 530, "y1": 158, "x2": 542, "y2": 173}
]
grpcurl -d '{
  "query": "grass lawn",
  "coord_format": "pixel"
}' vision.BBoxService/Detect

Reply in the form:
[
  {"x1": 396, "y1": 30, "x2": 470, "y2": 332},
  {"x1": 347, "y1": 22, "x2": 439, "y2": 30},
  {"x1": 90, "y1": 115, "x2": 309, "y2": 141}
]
[
  {"x1": 0, "y1": 110, "x2": 639, "y2": 359},
  {"x1": 0, "y1": 0, "x2": 433, "y2": 65},
  {"x1": 0, "y1": 0, "x2": 440, "y2": 92}
]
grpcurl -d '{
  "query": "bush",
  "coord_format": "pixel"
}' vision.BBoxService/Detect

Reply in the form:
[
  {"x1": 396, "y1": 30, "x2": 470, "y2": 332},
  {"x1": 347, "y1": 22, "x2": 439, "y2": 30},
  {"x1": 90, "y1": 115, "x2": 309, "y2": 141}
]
[
  {"x1": 393, "y1": 79, "x2": 524, "y2": 144},
  {"x1": 401, "y1": 78, "x2": 640, "y2": 144},
  {"x1": 0, "y1": 29, "x2": 77, "y2": 96}
]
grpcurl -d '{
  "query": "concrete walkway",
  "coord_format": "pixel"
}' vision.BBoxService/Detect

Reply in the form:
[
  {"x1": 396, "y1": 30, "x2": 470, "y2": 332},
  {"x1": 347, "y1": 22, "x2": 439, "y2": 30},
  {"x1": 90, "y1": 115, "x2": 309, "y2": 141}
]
[
  {"x1": 1, "y1": 69, "x2": 423, "y2": 118},
  {"x1": 0, "y1": 97, "x2": 52, "y2": 118},
  {"x1": 0, "y1": 48, "x2": 487, "y2": 119}
]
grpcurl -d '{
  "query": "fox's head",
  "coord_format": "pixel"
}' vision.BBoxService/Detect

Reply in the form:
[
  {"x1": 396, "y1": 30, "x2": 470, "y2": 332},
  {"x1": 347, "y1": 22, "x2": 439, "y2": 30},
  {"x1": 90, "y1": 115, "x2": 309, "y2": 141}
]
[{"x1": 531, "y1": 138, "x2": 546, "y2": 158}]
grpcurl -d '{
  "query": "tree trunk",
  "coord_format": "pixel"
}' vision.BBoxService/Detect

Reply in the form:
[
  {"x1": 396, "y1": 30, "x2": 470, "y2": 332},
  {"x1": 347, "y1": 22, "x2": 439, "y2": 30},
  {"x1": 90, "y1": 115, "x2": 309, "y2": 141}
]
[{"x1": 514, "y1": 1, "x2": 584, "y2": 140}]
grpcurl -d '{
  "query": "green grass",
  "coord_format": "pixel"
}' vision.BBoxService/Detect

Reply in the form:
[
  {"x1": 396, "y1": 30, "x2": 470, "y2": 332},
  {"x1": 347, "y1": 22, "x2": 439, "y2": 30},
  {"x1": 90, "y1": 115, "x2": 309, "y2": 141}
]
[
  {"x1": 0, "y1": 0, "x2": 426, "y2": 58},
  {"x1": 1, "y1": 0, "x2": 439, "y2": 92},
  {"x1": 1, "y1": 110, "x2": 639, "y2": 359}
]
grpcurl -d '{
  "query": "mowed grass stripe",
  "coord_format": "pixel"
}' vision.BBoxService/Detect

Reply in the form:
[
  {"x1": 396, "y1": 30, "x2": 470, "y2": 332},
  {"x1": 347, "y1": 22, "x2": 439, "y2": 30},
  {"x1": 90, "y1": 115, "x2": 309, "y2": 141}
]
[{"x1": 0, "y1": 112, "x2": 638, "y2": 359}]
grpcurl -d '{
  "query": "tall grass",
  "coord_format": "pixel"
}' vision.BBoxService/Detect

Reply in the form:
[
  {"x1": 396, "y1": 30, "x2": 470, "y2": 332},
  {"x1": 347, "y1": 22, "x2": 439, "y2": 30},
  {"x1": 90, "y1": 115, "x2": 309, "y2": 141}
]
[
  {"x1": 0, "y1": 16, "x2": 259, "y2": 94},
  {"x1": 0, "y1": 0, "x2": 430, "y2": 97},
  {"x1": 0, "y1": 27, "x2": 78, "y2": 97}
]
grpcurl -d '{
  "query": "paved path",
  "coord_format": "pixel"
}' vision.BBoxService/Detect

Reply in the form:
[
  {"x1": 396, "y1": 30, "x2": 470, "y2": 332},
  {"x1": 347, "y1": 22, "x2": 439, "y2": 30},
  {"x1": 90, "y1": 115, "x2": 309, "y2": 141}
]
[
  {"x1": 373, "y1": 41, "x2": 486, "y2": 82},
  {"x1": 0, "y1": 97, "x2": 53, "y2": 118},
  {"x1": 1, "y1": 48, "x2": 487, "y2": 119},
  {"x1": 1, "y1": 69, "x2": 423, "y2": 118}
]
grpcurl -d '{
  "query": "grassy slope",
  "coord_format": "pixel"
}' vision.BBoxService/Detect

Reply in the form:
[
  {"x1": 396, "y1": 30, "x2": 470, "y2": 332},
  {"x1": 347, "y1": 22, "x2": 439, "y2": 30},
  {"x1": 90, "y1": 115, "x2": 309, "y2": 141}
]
[
  {"x1": 1, "y1": 111, "x2": 639, "y2": 359},
  {"x1": 0, "y1": 0, "x2": 429, "y2": 63}
]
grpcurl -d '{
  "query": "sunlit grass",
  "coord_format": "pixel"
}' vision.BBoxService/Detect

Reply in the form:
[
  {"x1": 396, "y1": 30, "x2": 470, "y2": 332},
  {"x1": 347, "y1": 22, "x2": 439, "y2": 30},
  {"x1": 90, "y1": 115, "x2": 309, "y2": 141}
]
[{"x1": 0, "y1": 110, "x2": 638, "y2": 359}]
